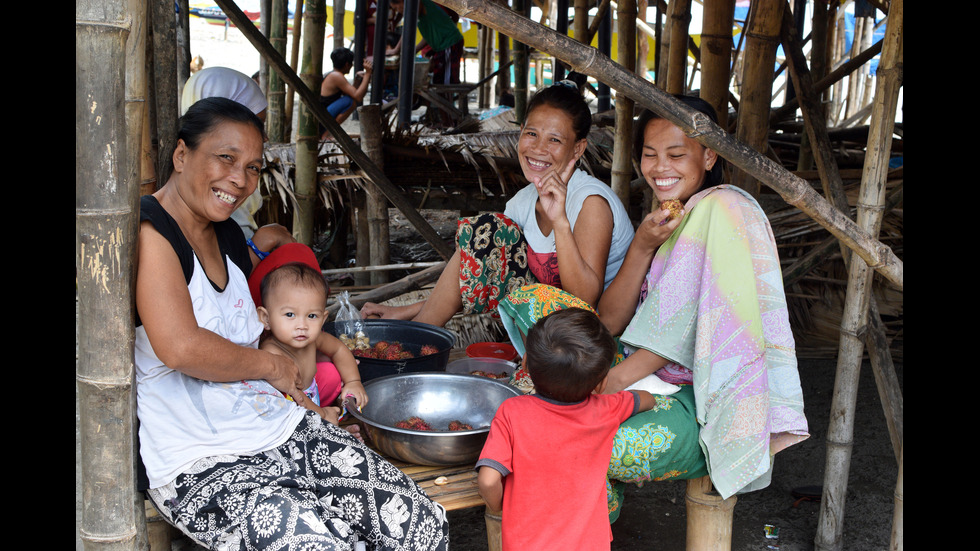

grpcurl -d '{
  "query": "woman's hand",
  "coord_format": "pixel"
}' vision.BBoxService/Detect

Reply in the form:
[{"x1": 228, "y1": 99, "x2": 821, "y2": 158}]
[
  {"x1": 341, "y1": 380, "x2": 369, "y2": 408},
  {"x1": 533, "y1": 157, "x2": 577, "y2": 227},
  {"x1": 359, "y1": 301, "x2": 421, "y2": 320},
  {"x1": 264, "y1": 352, "x2": 310, "y2": 407},
  {"x1": 633, "y1": 205, "x2": 684, "y2": 255}
]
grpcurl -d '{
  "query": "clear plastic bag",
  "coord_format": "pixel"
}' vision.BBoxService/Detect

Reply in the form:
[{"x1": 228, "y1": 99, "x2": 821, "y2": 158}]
[{"x1": 335, "y1": 291, "x2": 368, "y2": 350}]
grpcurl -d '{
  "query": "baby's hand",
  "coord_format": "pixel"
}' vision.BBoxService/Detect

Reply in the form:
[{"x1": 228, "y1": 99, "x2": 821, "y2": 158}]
[
  {"x1": 318, "y1": 405, "x2": 342, "y2": 425},
  {"x1": 341, "y1": 380, "x2": 369, "y2": 408}
]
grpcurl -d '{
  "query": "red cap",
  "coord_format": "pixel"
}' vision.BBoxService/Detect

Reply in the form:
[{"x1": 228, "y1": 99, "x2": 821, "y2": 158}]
[{"x1": 248, "y1": 242, "x2": 323, "y2": 307}]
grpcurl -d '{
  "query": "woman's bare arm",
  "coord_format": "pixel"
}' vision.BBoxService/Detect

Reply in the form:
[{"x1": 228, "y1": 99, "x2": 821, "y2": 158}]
[{"x1": 136, "y1": 221, "x2": 308, "y2": 405}]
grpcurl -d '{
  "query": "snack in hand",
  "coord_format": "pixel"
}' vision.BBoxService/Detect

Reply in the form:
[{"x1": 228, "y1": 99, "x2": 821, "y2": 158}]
[{"x1": 659, "y1": 199, "x2": 684, "y2": 221}]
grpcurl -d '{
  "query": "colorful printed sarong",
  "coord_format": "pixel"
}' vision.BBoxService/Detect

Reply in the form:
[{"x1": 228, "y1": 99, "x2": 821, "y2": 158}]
[
  {"x1": 619, "y1": 185, "x2": 809, "y2": 500},
  {"x1": 457, "y1": 213, "x2": 536, "y2": 316}
]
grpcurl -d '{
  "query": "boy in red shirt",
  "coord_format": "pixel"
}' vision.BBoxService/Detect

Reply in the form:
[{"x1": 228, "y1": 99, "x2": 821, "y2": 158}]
[{"x1": 477, "y1": 308, "x2": 656, "y2": 550}]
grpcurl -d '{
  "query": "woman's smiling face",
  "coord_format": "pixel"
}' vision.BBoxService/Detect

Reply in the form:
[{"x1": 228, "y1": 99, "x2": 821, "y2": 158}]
[
  {"x1": 517, "y1": 104, "x2": 587, "y2": 182},
  {"x1": 639, "y1": 118, "x2": 717, "y2": 203},
  {"x1": 173, "y1": 120, "x2": 264, "y2": 222}
]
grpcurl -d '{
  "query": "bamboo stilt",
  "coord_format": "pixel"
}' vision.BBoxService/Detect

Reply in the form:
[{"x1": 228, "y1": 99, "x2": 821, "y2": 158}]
[
  {"x1": 77, "y1": 0, "x2": 140, "y2": 548},
  {"x1": 730, "y1": 0, "x2": 783, "y2": 198},
  {"x1": 214, "y1": 0, "x2": 455, "y2": 260},
  {"x1": 360, "y1": 104, "x2": 391, "y2": 286},
  {"x1": 610, "y1": 0, "x2": 635, "y2": 207},
  {"x1": 284, "y1": 0, "x2": 305, "y2": 139},
  {"x1": 293, "y1": 0, "x2": 325, "y2": 246},
  {"x1": 815, "y1": 1, "x2": 902, "y2": 549},
  {"x1": 665, "y1": 0, "x2": 691, "y2": 94},
  {"x1": 890, "y1": 446, "x2": 903, "y2": 550},
  {"x1": 514, "y1": 0, "x2": 531, "y2": 122},
  {"x1": 700, "y1": 0, "x2": 735, "y2": 130},
  {"x1": 685, "y1": 476, "x2": 736, "y2": 551},
  {"x1": 149, "y1": 0, "x2": 179, "y2": 185},
  {"x1": 267, "y1": 0, "x2": 289, "y2": 142}
]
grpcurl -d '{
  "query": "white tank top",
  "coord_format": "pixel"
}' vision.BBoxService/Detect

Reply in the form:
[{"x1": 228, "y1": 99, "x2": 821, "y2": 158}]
[{"x1": 134, "y1": 253, "x2": 307, "y2": 489}]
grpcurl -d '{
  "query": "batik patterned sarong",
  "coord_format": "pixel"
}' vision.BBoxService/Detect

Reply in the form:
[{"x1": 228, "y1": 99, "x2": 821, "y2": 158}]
[{"x1": 457, "y1": 213, "x2": 536, "y2": 316}]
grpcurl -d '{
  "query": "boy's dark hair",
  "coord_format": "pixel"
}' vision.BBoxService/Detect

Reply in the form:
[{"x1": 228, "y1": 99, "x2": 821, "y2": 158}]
[
  {"x1": 260, "y1": 262, "x2": 329, "y2": 307},
  {"x1": 632, "y1": 93, "x2": 725, "y2": 189},
  {"x1": 178, "y1": 96, "x2": 266, "y2": 150},
  {"x1": 524, "y1": 308, "x2": 615, "y2": 402},
  {"x1": 331, "y1": 47, "x2": 355, "y2": 69}
]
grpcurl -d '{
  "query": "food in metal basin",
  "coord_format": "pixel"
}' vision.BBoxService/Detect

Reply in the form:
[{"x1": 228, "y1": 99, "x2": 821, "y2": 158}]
[{"x1": 470, "y1": 370, "x2": 509, "y2": 379}]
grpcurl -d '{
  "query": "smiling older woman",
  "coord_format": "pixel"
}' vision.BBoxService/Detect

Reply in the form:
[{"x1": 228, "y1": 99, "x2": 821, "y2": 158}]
[{"x1": 135, "y1": 98, "x2": 449, "y2": 550}]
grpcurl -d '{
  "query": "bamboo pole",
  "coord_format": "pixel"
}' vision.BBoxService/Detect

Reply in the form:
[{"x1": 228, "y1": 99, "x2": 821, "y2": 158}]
[
  {"x1": 665, "y1": 0, "x2": 691, "y2": 94},
  {"x1": 780, "y1": 0, "x2": 902, "y2": 464},
  {"x1": 730, "y1": 0, "x2": 783, "y2": 198},
  {"x1": 335, "y1": 0, "x2": 347, "y2": 51},
  {"x1": 77, "y1": 0, "x2": 140, "y2": 548},
  {"x1": 514, "y1": 0, "x2": 531, "y2": 122},
  {"x1": 294, "y1": 0, "x2": 325, "y2": 246},
  {"x1": 285, "y1": 0, "x2": 305, "y2": 139},
  {"x1": 685, "y1": 476, "x2": 736, "y2": 551},
  {"x1": 428, "y1": 0, "x2": 903, "y2": 291},
  {"x1": 267, "y1": 0, "x2": 289, "y2": 142},
  {"x1": 360, "y1": 104, "x2": 391, "y2": 285},
  {"x1": 890, "y1": 446, "x2": 903, "y2": 550},
  {"x1": 574, "y1": 0, "x2": 587, "y2": 45},
  {"x1": 610, "y1": 0, "x2": 635, "y2": 207},
  {"x1": 815, "y1": 1, "x2": 902, "y2": 549},
  {"x1": 149, "y1": 0, "x2": 179, "y2": 185},
  {"x1": 700, "y1": 0, "x2": 734, "y2": 130},
  {"x1": 214, "y1": 0, "x2": 455, "y2": 260}
]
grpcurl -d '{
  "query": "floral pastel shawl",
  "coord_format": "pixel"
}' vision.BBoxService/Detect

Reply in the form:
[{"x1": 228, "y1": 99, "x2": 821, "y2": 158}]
[{"x1": 619, "y1": 185, "x2": 809, "y2": 498}]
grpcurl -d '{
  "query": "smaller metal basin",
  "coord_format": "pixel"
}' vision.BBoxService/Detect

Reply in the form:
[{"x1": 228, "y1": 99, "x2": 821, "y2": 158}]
[{"x1": 349, "y1": 372, "x2": 521, "y2": 466}]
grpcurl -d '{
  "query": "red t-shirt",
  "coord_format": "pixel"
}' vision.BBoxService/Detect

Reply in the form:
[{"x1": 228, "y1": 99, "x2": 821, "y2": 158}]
[{"x1": 477, "y1": 392, "x2": 639, "y2": 550}]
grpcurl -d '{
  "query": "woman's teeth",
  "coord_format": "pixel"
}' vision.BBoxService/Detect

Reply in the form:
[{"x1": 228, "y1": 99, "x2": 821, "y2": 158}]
[
  {"x1": 526, "y1": 158, "x2": 551, "y2": 169},
  {"x1": 655, "y1": 178, "x2": 680, "y2": 188},
  {"x1": 213, "y1": 189, "x2": 237, "y2": 205}
]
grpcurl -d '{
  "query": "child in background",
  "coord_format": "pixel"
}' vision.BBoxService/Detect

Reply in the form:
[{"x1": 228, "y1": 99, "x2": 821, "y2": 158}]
[
  {"x1": 476, "y1": 308, "x2": 655, "y2": 550},
  {"x1": 255, "y1": 260, "x2": 367, "y2": 424}
]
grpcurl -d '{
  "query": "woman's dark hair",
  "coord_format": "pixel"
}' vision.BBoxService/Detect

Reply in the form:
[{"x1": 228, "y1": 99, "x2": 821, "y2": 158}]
[
  {"x1": 177, "y1": 96, "x2": 266, "y2": 150},
  {"x1": 331, "y1": 47, "x2": 355, "y2": 69},
  {"x1": 525, "y1": 83, "x2": 593, "y2": 141},
  {"x1": 524, "y1": 307, "x2": 615, "y2": 403},
  {"x1": 633, "y1": 94, "x2": 725, "y2": 189}
]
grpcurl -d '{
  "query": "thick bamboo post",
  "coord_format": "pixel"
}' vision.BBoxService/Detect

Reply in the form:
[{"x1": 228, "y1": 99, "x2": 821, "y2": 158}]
[
  {"x1": 574, "y1": 0, "x2": 588, "y2": 44},
  {"x1": 610, "y1": 0, "x2": 635, "y2": 207},
  {"x1": 478, "y1": 24, "x2": 489, "y2": 107},
  {"x1": 685, "y1": 476, "x2": 736, "y2": 551},
  {"x1": 429, "y1": 0, "x2": 903, "y2": 291},
  {"x1": 77, "y1": 0, "x2": 140, "y2": 548},
  {"x1": 665, "y1": 0, "x2": 692, "y2": 94},
  {"x1": 730, "y1": 0, "x2": 783, "y2": 198},
  {"x1": 360, "y1": 104, "x2": 392, "y2": 285},
  {"x1": 214, "y1": 0, "x2": 455, "y2": 260},
  {"x1": 815, "y1": 1, "x2": 902, "y2": 549},
  {"x1": 267, "y1": 0, "x2": 289, "y2": 142},
  {"x1": 334, "y1": 0, "x2": 346, "y2": 51},
  {"x1": 700, "y1": 0, "x2": 734, "y2": 130},
  {"x1": 294, "y1": 0, "x2": 326, "y2": 246}
]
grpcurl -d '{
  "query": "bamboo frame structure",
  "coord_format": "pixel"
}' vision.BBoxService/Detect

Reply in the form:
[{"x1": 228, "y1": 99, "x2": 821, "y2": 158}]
[
  {"x1": 700, "y1": 0, "x2": 735, "y2": 130},
  {"x1": 433, "y1": 0, "x2": 902, "y2": 291},
  {"x1": 266, "y1": 0, "x2": 289, "y2": 142},
  {"x1": 76, "y1": 0, "x2": 141, "y2": 547},
  {"x1": 815, "y1": 1, "x2": 903, "y2": 549},
  {"x1": 360, "y1": 104, "x2": 392, "y2": 285},
  {"x1": 610, "y1": 0, "x2": 635, "y2": 206}
]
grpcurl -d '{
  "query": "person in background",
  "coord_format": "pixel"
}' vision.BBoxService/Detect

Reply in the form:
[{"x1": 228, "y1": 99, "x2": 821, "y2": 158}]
[{"x1": 319, "y1": 47, "x2": 374, "y2": 137}]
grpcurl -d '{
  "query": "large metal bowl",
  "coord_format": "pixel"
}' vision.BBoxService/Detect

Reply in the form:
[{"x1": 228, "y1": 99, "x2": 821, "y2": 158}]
[{"x1": 348, "y1": 372, "x2": 521, "y2": 466}]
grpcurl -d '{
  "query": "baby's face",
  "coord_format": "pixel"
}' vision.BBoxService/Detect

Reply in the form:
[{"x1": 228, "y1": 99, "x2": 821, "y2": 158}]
[{"x1": 263, "y1": 285, "x2": 328, "y2": 349}]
